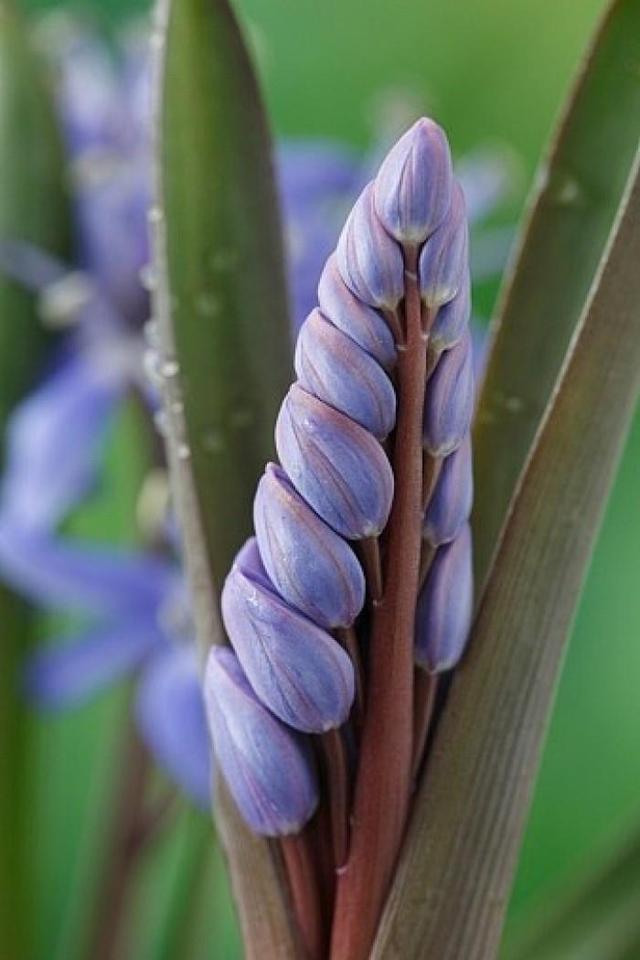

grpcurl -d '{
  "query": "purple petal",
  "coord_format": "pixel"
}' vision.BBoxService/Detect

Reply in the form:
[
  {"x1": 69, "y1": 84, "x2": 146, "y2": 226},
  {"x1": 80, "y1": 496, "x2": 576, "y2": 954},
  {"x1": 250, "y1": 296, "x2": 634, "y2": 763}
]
[
  {"x1": 204, "y1": 647, "x2": 318, "y2": 836},
  {"x1": 423, "y1": 331, "x2": 475, "y2": 456},
  {"x1": 419, "y1": 181, "x2": 469, "y2": 309},
  {"x1": 0, "y1": 349, "x2": 122, "y2": 529},
  {"x1": 430, "y1": 273, "x2": 471, "y2": 356},
  {"x1": 415, "y1": 523, "x2": 473, "y2": 673},
  {"x1": 295, "y1": 309, "x2": 396, "y2": 439},
  {"x1": 336, "y1": 182, "x2": 404, "y2": 310},
  {"x1": 222, "y1": 543, "x2": 354, "y2": 733},
  {"x1": 423, "y1": 435, "x2": 473, "y2": 547},
  {"x1": 276, "y1": 384, "x2": 394, "y2": 539},
  {"x1": 374, "y1": 117, "x2": 453, "y2": 245},
  {"x1": 0, "y1": 518, "x2": 176, "y2": 616},
  {"x1": 24, "y1": 616, "x2": 161, "y2": 708},
  {"x1": 317, "y1": 254, "x2": 396, "y2": 368},
  {"x1": 254, "y1": 464, "x2": 365, "y2": 630},
  {"x1": 135, "y1": 645, "x2": 212, "y2": 809}
]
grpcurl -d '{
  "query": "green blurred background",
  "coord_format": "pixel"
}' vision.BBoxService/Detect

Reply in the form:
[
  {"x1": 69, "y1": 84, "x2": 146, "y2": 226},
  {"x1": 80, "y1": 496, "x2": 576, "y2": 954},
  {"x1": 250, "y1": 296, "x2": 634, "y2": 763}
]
[{"x1": 14, "y1": 0, "x2": 640, "y2": 956}]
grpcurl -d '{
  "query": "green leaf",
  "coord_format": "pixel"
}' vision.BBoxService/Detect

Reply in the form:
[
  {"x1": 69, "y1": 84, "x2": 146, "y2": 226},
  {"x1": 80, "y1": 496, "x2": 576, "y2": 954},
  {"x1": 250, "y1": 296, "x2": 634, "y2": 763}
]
[
  {"x1": 504, "y1": 821, "x2": 640, "y2": 960},
  {"x1": 473, "y1": 0, "x2": 640, "y2": 587},
  {"x1": 0, "y1": 4, "x2": 70, "y2": 958},
  {"x1": 152, "y1": 0, "x2": 297, "y2": 955},
  {"x1": 372, "y1": 2, "x2": 640, "y2": 955}
]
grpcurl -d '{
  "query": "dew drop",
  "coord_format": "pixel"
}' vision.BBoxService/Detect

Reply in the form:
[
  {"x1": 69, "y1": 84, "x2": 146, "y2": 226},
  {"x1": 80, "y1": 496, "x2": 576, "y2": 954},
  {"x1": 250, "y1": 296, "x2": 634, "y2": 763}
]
[
  {"x1": 202, "y1": 429, "x2": 224, "y2": 453},
  {"x1": 144, "y1": 348, "x2": 164, "y2": 386},
  {"x1": 154, "y1": 409, "x2": 169, "y2": 437},
  {"x1": 139, "y1": 264, "x2": 156, "y2": 291},
  {"x1": 161, "y1": 359, "x2": 180, "y2": 378},
  {"x1": 195, "y1": 292, "x2": 220, "y2": 317}
]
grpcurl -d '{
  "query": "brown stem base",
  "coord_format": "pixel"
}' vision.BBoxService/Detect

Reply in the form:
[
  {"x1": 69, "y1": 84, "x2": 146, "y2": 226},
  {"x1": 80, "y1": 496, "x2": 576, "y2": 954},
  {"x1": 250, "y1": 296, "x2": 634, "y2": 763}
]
[{"x1": 280, "y1": 832, "x2": 324, "y2": 960}]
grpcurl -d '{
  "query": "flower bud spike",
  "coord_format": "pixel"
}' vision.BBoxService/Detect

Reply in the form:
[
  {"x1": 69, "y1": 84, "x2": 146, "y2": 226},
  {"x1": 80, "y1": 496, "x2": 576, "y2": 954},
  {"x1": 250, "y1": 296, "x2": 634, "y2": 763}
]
[
  {"x1": 253, "y1": 463, "x2": 365, "y2": 629},
  {"x1": 317, "y1": 254, "x2": 397, "y2": 368},
  {"x1": 335, "y1": 181, "x2": 405, "y2": 310},
  {"x1": 295, "y1": 309, "x2": 397, "y2": 440},
  {"x1": 423, "y1": 434, "x2": 473, "y2": 547},
  {"x1": 221, "y1": 538, "x2": 355, "y2": 734},
  {"x1": 276, "y1": 384, "x2": 394, "y2": 540},
  {"x1": 415, "y1": 523, "x2": 473, "y2": 673},
  {"x1": 423, "y1": 330, "x2": 475, "y2": 457},
  {"x1": 373, "y1": 117, "x2": 453, "y2": 245},
  {"x1": 204, "y1": 648, "x2": 318, "y2": 836},
  {"x1": 419, "y1": 181, "x2": 469, "y2": 308}
]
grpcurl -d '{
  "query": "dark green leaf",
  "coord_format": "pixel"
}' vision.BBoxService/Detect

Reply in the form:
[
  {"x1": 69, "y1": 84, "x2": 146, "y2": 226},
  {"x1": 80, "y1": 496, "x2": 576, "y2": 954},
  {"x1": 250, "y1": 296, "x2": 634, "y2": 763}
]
[
  {"x1": 152, "y1": 0, "x2": 297, "y2": 955},
  {"x1": 0, "y1": 4, "x2": 70, "y2": 957},
  {"x1": 473, "y1": 0, "x2": 640, "y2": 587}
]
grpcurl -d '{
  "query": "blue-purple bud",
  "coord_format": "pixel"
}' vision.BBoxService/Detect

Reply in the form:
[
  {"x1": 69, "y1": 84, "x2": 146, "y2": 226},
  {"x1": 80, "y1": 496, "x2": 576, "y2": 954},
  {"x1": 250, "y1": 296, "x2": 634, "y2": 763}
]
[
  {"x1": 295, "y1": 309, "x2": 396, "y2": 440},
  {"x1": 221, "y1": 538, "x2": 355, "y2": 733},
  {"x1": 415, "y1": 524, "x2": 473, "y2": 673},
  {"x1": 317, "y1": 254, "x2": 396, "y2": 369},
  {"x1": 276, "y1": 384, "x2": 394, "y2": 539},
  {"x1": 373, "y1": 117, "x2": 453, "y2": 245},
  {"x1": 430, "y1": 272, "x2": 471, "y2": 356},
  {"x1": 423, "y1": 331, "x2": 474, "y2": 456},
  {"x1": 336, "y1": 182, "x2": 404, "y2": 310},
  {"x1": 204, "y1": 647, "x2": 318, "y2": 836},
  {"x1": 423, "y1": 436, "x2": 473, "y2": 547},
  {"x1": 419, "y1": 182, "x2": 468, "y2": 309},
  {"x1": 254, "y1": 463, "x2": 365, "y2": 629}
]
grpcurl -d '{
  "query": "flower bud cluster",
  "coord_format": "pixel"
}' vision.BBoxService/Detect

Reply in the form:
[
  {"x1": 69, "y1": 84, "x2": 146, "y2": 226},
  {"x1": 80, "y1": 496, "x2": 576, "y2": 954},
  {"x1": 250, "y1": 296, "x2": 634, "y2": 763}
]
[{"x1": 204, "y1": 117, "x2": 475, "y2": 836}]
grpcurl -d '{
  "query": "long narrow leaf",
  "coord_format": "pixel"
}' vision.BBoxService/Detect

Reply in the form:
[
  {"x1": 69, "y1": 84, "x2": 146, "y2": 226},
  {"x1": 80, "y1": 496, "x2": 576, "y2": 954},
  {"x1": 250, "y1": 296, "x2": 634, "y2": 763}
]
[
  {"x1": 473, "y1": 0, "x2": 640, "y2": 586},
  {"x1": 0, "y1": 4, "x2": 70, "y2": 957},
  {"x1": 504, "y1": 822, "x2": 640, "y2": 960},
  {"x1": 151, "y1": 0, "x2": 297, "y2": 955},
  {"x1": 373, "y1": 146, "x2": 640, "y2": 959}
]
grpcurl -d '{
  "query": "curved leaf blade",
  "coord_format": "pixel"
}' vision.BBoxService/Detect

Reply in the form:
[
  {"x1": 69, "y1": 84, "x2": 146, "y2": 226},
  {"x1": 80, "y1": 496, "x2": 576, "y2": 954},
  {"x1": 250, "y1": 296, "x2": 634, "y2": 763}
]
[
  {"x1": 504, "y1": 822, "x2": 640, "y2": 960},
  {"x1": 373, "y1": 147, "x2": 640, "y2": 959},
  {"x1": 152, "y1": 0, "x2": 297, "y2": 956},
  {"x1": 473, "y1": 0, "x2": 640, "y2": 586},
  {"x1": 0, "y1": 4, "x2": 70, "y2": 957}
]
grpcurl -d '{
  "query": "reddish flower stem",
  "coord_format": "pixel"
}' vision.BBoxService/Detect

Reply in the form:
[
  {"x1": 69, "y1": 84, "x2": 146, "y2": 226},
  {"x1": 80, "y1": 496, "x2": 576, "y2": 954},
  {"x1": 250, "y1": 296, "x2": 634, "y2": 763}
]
[
  {"x1": 358, "y1": 536, "x2": 383, "y2": 603},
  {"x1": 411, "y1": 668, "x2": 439, "y2": 782},
  {"x1": 320, "y1": 728, "x2": 350, "y2": 870},
  {"x1": 330, "y1": 246, "x2": 429, "y2": 960},
  {"x1": 336, "y1": 625, "x2": 365, "y2": 725},
  {"x1": 280, "y1": 832, "x2": 325, "y2": 960}
]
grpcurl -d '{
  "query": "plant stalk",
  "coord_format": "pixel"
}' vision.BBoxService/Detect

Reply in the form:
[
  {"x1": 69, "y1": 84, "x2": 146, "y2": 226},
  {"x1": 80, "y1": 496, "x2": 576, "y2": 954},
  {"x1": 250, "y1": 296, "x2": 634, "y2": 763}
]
[{"x1": 330, "y1": 246, "x2": 428, "y2": 960}]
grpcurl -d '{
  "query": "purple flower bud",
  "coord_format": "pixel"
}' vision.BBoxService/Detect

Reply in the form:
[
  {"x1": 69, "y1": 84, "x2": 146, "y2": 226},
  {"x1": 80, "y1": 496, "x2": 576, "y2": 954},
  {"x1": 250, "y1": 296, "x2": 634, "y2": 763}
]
[
  {"x1": 222, "y1": 538, "x2": 355, "y2": 733},
  {"x1": 276, "y1": 384, "x2": 394, "y2": 540},
  {"x1": 423, "y1": 331, "x2": 474, "y2": 456},
  {"x1": 415, "y1": 524, "x2": 473, "y2": 673},
  {"x1": 419, "y1": 182, "x2": 468, "y2": 308},
  {"x1": 295, "y1": 309, "x2": 396, "y2": 440},
  {"x1": 336, "y1": 182, "x2": 404, "y2": 310},
  {"x1": 204, "y1": 647, "x2": 318, "y2": 836},
  {"x1": 430, "y1": 272, "x2": 471, "y2": 356},
  {"x1": 423, "y1": 435, "x2": 473, "y2": 547},
  {"x1": 254, "y1": 464, "x2": 365, "y2": 629},
  {"x1": 373, "y1": 117, "x2": 453, "y2": 245},
  {"x1": 318, "y1": 255, "x2": 396, "y2": 369}
]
